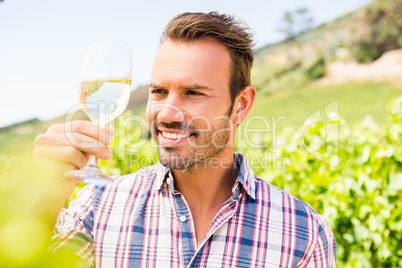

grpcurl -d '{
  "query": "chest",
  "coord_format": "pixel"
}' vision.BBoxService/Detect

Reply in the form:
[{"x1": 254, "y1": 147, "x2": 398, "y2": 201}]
[{"x1": 90, "y1": 189, "x2": 310, "y2": 268}]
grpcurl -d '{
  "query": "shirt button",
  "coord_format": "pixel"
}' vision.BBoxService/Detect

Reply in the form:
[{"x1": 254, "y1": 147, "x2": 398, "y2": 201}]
[
  {"x1": 179, "y1": 215, "x2": 187, "y2": 222},
  {"x1": 166, "y1": 178, "x2": 171, "y2": 184}
]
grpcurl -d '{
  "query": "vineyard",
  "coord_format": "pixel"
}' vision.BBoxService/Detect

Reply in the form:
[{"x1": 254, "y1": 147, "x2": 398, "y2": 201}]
[
  {"x1": 0, "y1": 92, "x2": 400, "y2": 267},
  {"x1": 1, "y1": 0, "x2": 402, "y2": 265},
  {"x1": 95, "y1": 96, "x2": 402, "y2": 267}
]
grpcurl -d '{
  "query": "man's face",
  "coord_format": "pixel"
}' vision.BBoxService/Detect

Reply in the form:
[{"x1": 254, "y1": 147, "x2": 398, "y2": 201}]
[{"x1": 146, "y1": 39, "x2": 236, "y2": 171}]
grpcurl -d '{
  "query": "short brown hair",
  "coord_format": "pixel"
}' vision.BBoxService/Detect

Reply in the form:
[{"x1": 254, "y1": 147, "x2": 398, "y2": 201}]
[{"x1": 161, "y1": 12, "x2": 254, "y2": 107}]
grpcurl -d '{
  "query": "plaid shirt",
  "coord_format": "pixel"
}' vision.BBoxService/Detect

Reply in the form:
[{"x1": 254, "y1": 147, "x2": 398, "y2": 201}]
[{"x1": 51, "y1": 153, "x2": 336, "y2": 267}]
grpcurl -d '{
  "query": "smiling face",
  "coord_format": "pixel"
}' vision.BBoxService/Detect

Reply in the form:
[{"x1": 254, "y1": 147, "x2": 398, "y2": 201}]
[{"x1": 146, "y1": 39, "x2": 236, "y2": 171}]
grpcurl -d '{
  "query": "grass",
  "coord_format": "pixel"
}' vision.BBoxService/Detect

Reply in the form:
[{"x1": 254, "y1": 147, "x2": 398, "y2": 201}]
[
  {"x1": 248, "y1": 81, "x2": 402, "y2": 132},
  {"x1": 0, "y1": 131, "x2": 37, "y2": 156},
  {"x1": 0, "y1": 81, "x2": 400, "y2": 157},
  {"x1": 0, "y1": 103, "x2": 148, "y2": 157}
]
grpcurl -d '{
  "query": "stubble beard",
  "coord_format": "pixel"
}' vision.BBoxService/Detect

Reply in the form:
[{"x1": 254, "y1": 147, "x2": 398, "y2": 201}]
[{"x1": 155, "y1": 111, "x2": 233, "y2": 174}]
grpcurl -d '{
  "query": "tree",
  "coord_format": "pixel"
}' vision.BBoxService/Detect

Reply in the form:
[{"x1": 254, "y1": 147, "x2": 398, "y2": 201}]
[
  {"x1": 279, "y1": 7, "x2": 314, "y2": 40},
  {"x1": 278, "y1": 7, "x2": 315, "y2": 74},
  {"x1": 351, "y1": 0, "x2": 402, "y2": 62}
]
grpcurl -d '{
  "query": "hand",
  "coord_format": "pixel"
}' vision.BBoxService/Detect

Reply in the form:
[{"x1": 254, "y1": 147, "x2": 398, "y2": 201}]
[{"x1": 33, "y1": 120, "x2": 114, "y2": 196}]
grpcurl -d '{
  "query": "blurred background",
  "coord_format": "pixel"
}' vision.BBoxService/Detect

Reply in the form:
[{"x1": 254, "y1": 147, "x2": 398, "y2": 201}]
[{"x1": 0, "y1": 0, "x2": 401, "y2": 267}]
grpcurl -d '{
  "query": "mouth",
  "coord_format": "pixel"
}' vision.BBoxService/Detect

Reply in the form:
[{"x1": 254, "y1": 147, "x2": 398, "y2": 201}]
[
  {"x1": 153, "y1": 121, "x2": 198, "y2": 147},
  {"x1": 160, "y1": 131, "x2": 191, "y2": 140},
  {"x1": 156, "y1": 127, "x2": 196, "y2": 147}
]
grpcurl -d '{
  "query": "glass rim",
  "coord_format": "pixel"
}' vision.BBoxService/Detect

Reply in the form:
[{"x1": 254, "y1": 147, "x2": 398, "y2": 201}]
[{"x1": 88, "y1": 42, "x2": 132, "y2": 61}]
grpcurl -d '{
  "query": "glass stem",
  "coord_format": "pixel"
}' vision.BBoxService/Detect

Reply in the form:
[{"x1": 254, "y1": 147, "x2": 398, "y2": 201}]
[{"x1": 87, "y1": 155, "x2": 98, "y2": 166}]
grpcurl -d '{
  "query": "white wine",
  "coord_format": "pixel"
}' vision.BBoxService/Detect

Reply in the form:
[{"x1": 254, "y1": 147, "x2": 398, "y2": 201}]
[
  {"x1": 80, "y1": 78, "x2": 131, "y2": 126},
  {"x1": 67, "y1": 43, "x2": 133, "y2": 185}
]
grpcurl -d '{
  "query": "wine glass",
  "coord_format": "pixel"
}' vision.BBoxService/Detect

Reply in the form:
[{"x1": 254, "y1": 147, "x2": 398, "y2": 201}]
[{"x1": 64, "y1": 43, "x2": 132, "y2": 185}]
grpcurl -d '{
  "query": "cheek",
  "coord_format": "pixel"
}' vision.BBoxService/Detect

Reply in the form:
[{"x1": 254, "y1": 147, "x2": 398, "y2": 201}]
[
  {"x1": 188, "y1": 106, "x2": 229, "y2": 128},
  {"x1": 187, "y1": 115, "x2": 212, "y2": 131},
  {"x1": 145, "y1": 103, "x2": 153, "y2": 125}
]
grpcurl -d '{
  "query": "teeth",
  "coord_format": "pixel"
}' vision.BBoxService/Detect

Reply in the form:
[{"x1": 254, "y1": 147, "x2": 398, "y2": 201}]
[{"x1": 162, "y1": 131, "x2": 190, "y2": 139}]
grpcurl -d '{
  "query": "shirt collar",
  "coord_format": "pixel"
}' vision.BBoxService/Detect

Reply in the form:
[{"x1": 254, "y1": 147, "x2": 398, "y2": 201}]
[
  {"x1": 154, "y1": 152, "x2": 256, "y2": 200},
  {"x1": 155, "y1": 163, "x2": 171, "y2": 191},
  {"x1": 233, "y1": 152, "x2": 256, "y2": 200}
]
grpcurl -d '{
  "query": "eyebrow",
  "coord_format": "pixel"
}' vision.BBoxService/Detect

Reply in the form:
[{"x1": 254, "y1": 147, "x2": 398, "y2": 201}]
[
  {"x1": 149, "y1": 83, "x2": 213, "y2": 91},
  {"x1": 180, "y1": 84, "x2": 213, "y2": 91}
]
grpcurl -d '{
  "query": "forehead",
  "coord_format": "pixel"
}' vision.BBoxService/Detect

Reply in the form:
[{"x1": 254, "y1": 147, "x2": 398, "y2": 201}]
[{"x1": 150, "y1": 39, "x2": 231, "y2": 91}]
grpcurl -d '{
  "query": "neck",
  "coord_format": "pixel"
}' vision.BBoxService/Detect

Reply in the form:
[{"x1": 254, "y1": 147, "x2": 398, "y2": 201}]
[
  {"x1": 172, "y1": 152, "x2": 239, "y2": 214},
  {"x1": 170, "y1": 150, "x2": 239, "y2": 248}
]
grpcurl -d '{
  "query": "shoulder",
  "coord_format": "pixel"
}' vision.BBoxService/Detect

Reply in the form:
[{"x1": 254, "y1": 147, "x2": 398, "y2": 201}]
[
  {"x1": 84, "y1": 164, "x2": 162, "y2": 209},
  {"x1": 96, "y1": 164, "x2": 160, "y2": 189},
  {"x1": 254, "y1": 175, "x2": 317, "y2": 215},
  {"x1": 58, "y1": 164, "x2": 162, "y2": 226},
  {"x1": 253, "y1": 175, "x2": 335, "y2": 240},
  {"x1": 252, "y1": 176, "x2": 336, "y2": 263}
]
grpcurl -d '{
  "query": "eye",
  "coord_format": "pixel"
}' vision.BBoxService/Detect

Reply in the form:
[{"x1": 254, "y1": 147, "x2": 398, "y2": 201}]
[
  {"x1": 187, "y1": 90, "x2": 204, "y2": 96},
  {"x1": 150, "y1": 89, "x2": 167, "y2": 94}
]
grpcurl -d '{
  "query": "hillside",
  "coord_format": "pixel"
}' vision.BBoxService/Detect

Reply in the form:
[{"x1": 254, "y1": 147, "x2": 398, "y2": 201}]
[
  {"x1": 251, "y1": 9, "x2": 363, "y2": 94},
  {"x1": 2, "y1": 3, "x2": 402, "y2": 267},
  {"x1": 1, "y1": 0, "x2": 401, "y2": 156},
  {"x1": 0, "y1": 85, "x2": 149, "y2": 155},
  {"x1": 0, "y1": 85, "x2": 149, "y2": 131},
  {"x1": 252, "y1": 0, "x2": 402, "y2": 94}
]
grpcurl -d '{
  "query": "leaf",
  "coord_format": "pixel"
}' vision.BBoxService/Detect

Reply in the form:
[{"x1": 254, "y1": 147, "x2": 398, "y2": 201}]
[
  {"x1": 359, "y1": 204, "x2": 372, "y2": 219},
  {"x1": 388, "y1": 172, "x2": 402, "y2": 191}
]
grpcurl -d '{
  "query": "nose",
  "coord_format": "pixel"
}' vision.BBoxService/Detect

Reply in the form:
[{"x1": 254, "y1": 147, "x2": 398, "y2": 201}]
[{"x1": 156, "y1": 92, "x2": 185, "y2": 124}]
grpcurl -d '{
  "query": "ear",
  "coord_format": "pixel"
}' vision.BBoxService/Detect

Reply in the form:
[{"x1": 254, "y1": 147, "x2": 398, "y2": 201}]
[{"x1": 232, "y1": 85, "x2": 256, "y2": 125}]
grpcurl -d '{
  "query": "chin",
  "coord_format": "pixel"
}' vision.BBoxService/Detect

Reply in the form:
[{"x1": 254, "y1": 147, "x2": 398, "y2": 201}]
[{"x1": 158, "y1": 149, "x2": 189, "y2": 169}]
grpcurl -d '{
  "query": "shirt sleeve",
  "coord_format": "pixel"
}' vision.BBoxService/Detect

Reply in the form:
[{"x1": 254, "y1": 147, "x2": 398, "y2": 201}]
[
  {"x1": 49, "y1": 185, "x2": 96, "y2": 267},
  {"x1": 305, "y1": 214, "x2": 337, "y2": 268}
]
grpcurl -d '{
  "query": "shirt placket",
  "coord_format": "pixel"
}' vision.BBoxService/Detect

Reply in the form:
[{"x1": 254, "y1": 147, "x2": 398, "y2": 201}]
[
  {"x1": 166, "y1": 173, "x2": 244, "y2": 268},
  {"x1": 189, "y1": 200, "x2": 239, "y2": 267},
  {"x1": 165, "y1": 174, "x2": 197, "y2": 267},
  {"x1": 172, "y1": 190, "x2": 197, "y2": 266},
  {"x1": 187, "y1": 182, "x2": 243, "y2": 268}
]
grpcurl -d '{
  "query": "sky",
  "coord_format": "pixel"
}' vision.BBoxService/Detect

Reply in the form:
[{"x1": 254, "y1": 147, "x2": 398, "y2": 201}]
[{"x1": 0, "y1": 0, "x2": 371, "y2": 127}]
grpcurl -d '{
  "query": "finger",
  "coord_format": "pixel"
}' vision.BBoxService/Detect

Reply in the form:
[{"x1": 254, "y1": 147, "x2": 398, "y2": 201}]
[
  {"x1": 35, "y1": 132, "x2": 111, "y2": 159},
  {"x1": 47, "y1": 120, "x2": 115, "y2": 145},
  {"x1": 33, "y1": 145, "x2": 90, "y2": 169}
]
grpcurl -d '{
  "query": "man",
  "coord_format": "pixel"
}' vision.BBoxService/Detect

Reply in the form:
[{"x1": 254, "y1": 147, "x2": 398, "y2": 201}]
[{"x1": 34, "y1": 12, "x2": 336, "y2": 267}]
